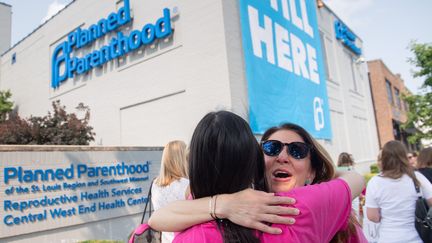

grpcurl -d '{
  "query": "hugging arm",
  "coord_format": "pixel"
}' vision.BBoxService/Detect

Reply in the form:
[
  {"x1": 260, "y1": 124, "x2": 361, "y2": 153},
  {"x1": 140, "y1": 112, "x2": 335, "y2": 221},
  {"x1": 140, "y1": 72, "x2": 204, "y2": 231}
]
[
  {"x1": 148, "y1": 188, "x2": 298, "y2": 234},
  {"x1": 335, "y1": 171, "x2": 365, "y2": 200}
]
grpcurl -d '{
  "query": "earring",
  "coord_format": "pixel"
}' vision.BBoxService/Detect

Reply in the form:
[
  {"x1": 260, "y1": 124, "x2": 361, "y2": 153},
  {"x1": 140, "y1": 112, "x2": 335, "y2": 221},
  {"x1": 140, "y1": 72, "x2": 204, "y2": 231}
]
[{"x1": 304, "y1": 179, "x2": 311, "y2": 185}]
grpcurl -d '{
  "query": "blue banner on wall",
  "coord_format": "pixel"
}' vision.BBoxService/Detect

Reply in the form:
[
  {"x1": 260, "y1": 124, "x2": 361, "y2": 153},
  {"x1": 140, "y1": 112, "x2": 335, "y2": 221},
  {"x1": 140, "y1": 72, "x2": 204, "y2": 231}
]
[{"x1": 239, "y1": 0, "x2": 332, "y2": 139}]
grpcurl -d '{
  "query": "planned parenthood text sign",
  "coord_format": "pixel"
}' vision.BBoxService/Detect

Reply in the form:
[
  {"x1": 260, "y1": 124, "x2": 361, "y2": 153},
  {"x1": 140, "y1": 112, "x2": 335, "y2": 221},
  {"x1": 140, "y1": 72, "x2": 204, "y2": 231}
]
[
  {"x1": 51, "y1": 0, "x2": 173, "y2": 89},
  {"x1": 0, "y1": 146, "x2": 162, "y2": 239},
  {"x1": 239, "y1": 0, "x2": 332, "y2": 139}
]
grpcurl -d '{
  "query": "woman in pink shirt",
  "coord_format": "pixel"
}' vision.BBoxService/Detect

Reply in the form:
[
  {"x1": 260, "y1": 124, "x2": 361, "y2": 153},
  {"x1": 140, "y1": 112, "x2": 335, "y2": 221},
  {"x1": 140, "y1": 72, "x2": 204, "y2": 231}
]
[
  {"x1": 149, "y1": 118, "x2": 366, "y2": 242},
  {"x1": 259, "y1": 123, "x2": 365, "y2": 243}
]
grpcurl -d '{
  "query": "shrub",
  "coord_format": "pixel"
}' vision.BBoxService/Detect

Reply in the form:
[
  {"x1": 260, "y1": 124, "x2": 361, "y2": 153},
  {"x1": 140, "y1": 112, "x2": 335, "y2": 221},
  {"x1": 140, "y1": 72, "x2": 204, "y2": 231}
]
[
  {"x1": 0, "y1": 101, "x2": 95, "y2": 145},
  {"x1": 0, "y1": 90, "x2": 13, "y2": 122},
  {"x1": 364, "y1": 173, "x2": 378, "y2": 184},
  {"x1": 370, "y1": 164, "x2": 379, "y2": 174}
]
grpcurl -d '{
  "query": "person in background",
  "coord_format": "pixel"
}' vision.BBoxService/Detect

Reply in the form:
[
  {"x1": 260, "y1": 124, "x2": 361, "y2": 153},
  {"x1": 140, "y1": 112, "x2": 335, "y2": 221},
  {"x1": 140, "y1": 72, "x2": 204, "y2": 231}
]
[
  {"x1": 417, "y1": 147, "x2": 432, "y2": 183},
  {"x1": 408, "y1": 151, "x2": 418, "y2": 168},
  {"x1": 150, "y1": 119, "x2": 366, "y2": 243},
  {"x1": 337, "y1": 152, "x2": 354, "y2": 171},
  {"x1": 151, "y1": 140, "x2": 189, "y2": 243},
  {"x1": 365, "y1": 141, "x2": 432, "y2": 243},
  {"x1": 337, "y1": 152, "x2": 360, "y2": 219}
]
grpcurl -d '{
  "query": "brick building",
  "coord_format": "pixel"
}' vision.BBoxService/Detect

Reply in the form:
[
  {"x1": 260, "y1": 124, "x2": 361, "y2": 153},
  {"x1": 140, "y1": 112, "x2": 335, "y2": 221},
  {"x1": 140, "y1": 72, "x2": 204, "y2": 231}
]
[{"x1": 368, "y1": 59, "x2": 417, "y2": 150}]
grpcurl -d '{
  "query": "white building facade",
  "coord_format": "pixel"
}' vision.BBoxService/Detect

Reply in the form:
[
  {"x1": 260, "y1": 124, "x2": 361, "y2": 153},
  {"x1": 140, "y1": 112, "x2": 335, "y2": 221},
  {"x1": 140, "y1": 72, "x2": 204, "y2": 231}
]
[
  {"x1": 0, "y1": 0, "x2": 378, "y2": 171},
  {"x1": 0, "y1": 2, "x2": 11, "y2": 55},
  {"x1": 317, "y1": 6, "x2": 379, "y2": 171}
]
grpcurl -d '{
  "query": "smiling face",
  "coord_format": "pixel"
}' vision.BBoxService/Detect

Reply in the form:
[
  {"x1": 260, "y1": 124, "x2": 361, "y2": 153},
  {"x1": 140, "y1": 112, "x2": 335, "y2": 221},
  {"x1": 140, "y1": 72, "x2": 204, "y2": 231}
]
[{"x1": 264, "y1": 129, "x2": 315, "y2": 193}]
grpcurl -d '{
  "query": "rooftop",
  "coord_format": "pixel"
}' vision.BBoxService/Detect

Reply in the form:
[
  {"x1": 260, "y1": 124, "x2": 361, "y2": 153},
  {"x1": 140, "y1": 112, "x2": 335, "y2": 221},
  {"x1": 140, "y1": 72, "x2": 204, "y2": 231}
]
[{"x1": 0, "y1": 2, "x2": 11, "y2": 8}]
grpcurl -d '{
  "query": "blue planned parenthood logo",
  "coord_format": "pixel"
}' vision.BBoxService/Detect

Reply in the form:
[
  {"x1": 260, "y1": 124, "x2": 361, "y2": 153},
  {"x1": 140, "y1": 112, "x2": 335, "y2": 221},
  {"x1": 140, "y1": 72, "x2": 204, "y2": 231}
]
[
  {"x1": 334, "y1": 20, "x2": 362, "y2": 55},
  {"x1": 4, "y1": 161, "x2": 150, "y2": 184},
  {"x1": 51, "y1": 0, "x2": 173, "y2": 88}
]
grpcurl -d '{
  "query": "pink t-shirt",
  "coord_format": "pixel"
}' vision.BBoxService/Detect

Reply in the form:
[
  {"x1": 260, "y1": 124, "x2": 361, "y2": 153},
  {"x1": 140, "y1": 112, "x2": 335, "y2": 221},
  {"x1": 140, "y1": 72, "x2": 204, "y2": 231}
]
[
  {"x1": 174, "y1": 179, "x2": 365, "y2": 243},
  {"x1": 262, "y1": 178, "x2": 352, "y2": 242},
  {"x1": 173, "y1": 221, "x2": 223, "y2": 243}
]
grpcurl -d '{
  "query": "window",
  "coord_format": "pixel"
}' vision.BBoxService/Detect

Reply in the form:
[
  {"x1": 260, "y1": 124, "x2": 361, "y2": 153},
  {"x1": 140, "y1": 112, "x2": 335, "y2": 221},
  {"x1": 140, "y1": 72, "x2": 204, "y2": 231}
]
[
  {"x1": 343, "y1": 50, "x2": 360, "y2": 93},
  {"x1": 385, "y1": 79, "x2": 394, "y2": 105},
  {"x1": 11, "y1": 53, "x2": 16, "y2": 64},
  {"x1": 403, "y1": 100, "x2": 409, "y2": 111},
  {"x1": 319, "y1": 31, "x2": 330, "y2": 81},
  {"x1": 348, "y1": 53, "x2": 357, "y2": 92},
  {"x1": 394, "y1": 88, "x2": 401, "y2": 109}
]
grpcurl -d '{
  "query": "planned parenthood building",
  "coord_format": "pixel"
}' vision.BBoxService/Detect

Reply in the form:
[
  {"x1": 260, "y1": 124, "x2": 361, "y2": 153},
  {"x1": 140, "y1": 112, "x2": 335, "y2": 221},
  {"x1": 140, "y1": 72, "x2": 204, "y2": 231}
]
[{"x1": 0, "y1": 0, "x2": 379, "y2": 241}]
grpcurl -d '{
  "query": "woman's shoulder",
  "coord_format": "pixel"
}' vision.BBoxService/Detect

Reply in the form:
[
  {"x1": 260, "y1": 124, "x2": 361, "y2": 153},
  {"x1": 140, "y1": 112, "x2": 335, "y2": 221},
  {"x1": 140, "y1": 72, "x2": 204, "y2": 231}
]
[
  {"x1": 170, "y1": 178, "x2": 189, "y2": 189},
  {"x1": 415, "y1": 170, "x2": 430, "y2": 177},
  {"x1": 178, "y1": 177, "x2": 190, "y2": 184},
  {"x1": 414, "y1": 171, "x2": 432, "y2": 185},
  {"x1": 154, "y1": 178, "x2": 189, "y2": 187},
  {"x1": 368, "y1": 173, "x2": 416, "y2": 190},
  {"x1": 367, "y1": 173, "x2": 385, "y2": 184},
  {"x1": 417, "y1": 168, "x2": 432, "y2": 183}
]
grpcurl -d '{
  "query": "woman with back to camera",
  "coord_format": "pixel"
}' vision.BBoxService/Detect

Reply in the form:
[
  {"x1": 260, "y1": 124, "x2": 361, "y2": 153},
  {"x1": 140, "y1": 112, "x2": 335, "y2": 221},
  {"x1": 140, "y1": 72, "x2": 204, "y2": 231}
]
[
  {"x1": 173, "y1": 110, "x2": 268, "y2": 242},
  {"x1": 417, "y1": 147, "x2": 432, "y2": 183},
  {"x1": 151, "y1": 140, "x2": 189, "y2": 243},
  {"x1": 366, "y1": 141, "x2": 432, "y2": 243},
  {"x1": 337, "y1": 152, "x2": 361, "y2": 219},
  {"x1": 149, "y1": 117, "x2": 366, "y2": 243}
]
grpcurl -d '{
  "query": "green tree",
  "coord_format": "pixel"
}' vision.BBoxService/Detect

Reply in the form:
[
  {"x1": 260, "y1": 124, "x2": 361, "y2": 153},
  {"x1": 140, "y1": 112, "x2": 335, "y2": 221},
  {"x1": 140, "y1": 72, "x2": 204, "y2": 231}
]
[
  {"x1": 0, "y1": 90, "x2": 13, "y2": 122},
  {"x1": 403, "y1": 42, "x2": 432, "y2": 144},
  {"x1": 0, "y1": 101, "x2": 95, "y2": 145}
]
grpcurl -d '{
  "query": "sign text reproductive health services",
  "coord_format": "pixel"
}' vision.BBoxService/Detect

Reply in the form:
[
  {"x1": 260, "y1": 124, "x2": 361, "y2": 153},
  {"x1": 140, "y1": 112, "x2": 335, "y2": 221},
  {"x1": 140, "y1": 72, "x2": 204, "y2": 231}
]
[
  {"x1": 3, "y1": 161, "x2": 152, "y2": 227},
  {"x1": 51, "y1": 0, "x2": 173, "y2": 88}
]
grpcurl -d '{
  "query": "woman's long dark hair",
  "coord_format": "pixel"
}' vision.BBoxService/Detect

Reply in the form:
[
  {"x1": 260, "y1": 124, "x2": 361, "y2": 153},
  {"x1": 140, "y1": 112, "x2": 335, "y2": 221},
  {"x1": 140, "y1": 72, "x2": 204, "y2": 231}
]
[
  {"x1": 262, "y1": 123, "x2": 359, "y2": 243},
  {"x1": 189, "y1": 111, "x2": 267, "y2": 243}
]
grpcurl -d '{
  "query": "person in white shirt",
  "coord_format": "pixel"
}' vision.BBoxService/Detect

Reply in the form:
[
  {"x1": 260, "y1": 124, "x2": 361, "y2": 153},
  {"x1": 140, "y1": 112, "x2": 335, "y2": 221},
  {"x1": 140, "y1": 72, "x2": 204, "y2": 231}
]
[
  {"x1": 151, "y1": 140, "x2": 189, "y2": 243},
  {"x1": 366, "y1": 140, "x2": 432, "y2": 243}
]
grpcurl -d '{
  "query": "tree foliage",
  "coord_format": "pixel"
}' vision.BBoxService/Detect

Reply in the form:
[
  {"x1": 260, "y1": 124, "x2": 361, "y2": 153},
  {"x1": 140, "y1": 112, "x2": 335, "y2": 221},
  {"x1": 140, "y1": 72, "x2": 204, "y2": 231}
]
[
  {"x1": 0, "y1": 100, "x2": 95, "y2": 145},
  {"x1": 403, "y1": 42, "x2": 432, "y2": 144},
  {"x1": 0, "y1": 90, "x2": 13, "y2": 122}
]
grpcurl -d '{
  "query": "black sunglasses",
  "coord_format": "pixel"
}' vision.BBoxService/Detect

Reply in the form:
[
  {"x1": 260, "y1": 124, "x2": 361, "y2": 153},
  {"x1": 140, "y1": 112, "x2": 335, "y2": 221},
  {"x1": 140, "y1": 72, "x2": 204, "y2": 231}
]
[{"x1": 261, "y1": 140, "x2": 311, "y2": 159}]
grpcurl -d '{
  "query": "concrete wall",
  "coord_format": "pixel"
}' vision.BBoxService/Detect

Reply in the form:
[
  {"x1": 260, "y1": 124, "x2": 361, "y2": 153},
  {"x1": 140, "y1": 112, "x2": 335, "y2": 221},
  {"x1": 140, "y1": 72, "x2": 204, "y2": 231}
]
[
  {"x1": 0, "y1": 2, "x2": 11, "y2": 55},
  {"x1": 0, "y1": 145, "x2": 162, "y2": 243}
]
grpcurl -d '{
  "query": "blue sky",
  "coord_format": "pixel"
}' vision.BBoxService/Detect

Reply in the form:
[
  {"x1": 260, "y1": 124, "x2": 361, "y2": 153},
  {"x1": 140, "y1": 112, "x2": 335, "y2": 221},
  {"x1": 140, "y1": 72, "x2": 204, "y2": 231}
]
[
  {"x1": 2, "y1": 0, "x2": 432, "y2": 93},
  {"x1": 323, "y1": 0, "x2": 432, "y2": 94}
]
